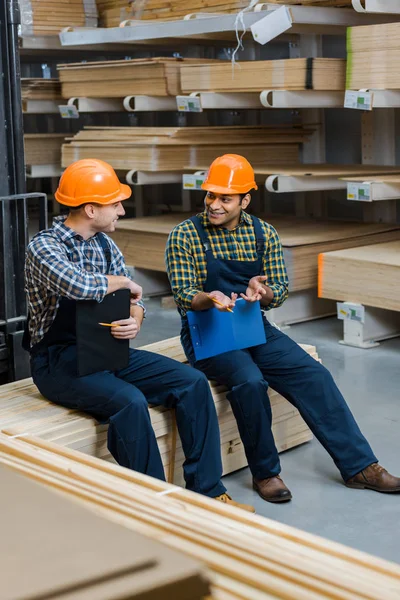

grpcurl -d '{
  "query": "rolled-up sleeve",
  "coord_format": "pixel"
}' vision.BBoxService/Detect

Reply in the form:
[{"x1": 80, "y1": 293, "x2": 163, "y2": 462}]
[
  {"x1": 27, "y1": 237, "x2": 108, "y2": 302},
  {"x1": 262, "y1": 225, "x2": 289, "y2": 309},
  {"x1": 165, "y1": 226, "x2": 202, "y2": 314}
]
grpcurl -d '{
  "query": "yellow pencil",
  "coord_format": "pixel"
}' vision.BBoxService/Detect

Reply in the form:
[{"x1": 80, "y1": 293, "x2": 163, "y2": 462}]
[
  {"x1": 207, "y1": 296, "x2": 234, "y2": 313},
  {"x1": 98, "y1": 322, "x2": 120, "y2": 327}
]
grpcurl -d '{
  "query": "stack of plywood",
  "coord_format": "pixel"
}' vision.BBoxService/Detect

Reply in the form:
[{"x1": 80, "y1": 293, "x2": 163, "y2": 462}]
[
  {"x1": 24, "y1": 134, "x2": 65, "y2": 167},
  {"x1": 181, "y1": 58, "x2": 346, "y2": 93},
  {"x1": 2, "y1": 433, "x2": 400, "y2": 600},
  {"x1": 318, "y1": 240, "x2": 400, "y2": 311},
  {"x1": 267, "y1": 0, "x2": 351, "y2": 5},
  {"x1": 61, "y1": 125, "x2": 308, "y2": 170},
  {"x1": 58, "y1": 58, "x2": 220, "y2": 98},
  {"x1": 19, "y1": 0, "x2": 98, "y2": 36},
  {"x1": 111, "y1": 213, "x2": 400, "y2": 292},
  {"x1": 0, "y1": 336, "x2": 313, "y2": 485},
  {"x1": 21, "y1": 78, "x2": 61, "y2": 101},
  {"x1": 96, "y1": 0, "x2": 130, "y2": 26},
  {"x1": 347, "y1": 23, "x2": 400, "y2": 89},
  {"x1": 126, "y1": 0, "x2": 251, "y2": 21}
]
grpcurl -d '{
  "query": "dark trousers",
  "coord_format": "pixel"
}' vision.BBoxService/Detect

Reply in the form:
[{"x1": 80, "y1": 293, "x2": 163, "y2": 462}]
[
  {"x1": 31, "y1": 345, "x2": 226, "y2": 498},
  {"x1": 192, "y1": 319, "x2": 377, "y2": 482}
]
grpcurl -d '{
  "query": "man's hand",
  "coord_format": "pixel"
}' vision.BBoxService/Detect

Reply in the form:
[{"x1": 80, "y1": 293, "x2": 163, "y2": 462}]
[
  {"x1": 127, "y1": 279, "x2": 143, "y2": 304},
  {"x1": 111, "y1": 317, "x2": 140, "y2": 340},
  {"x1": 208, "y1": 290, "x2": 237, "y2": 312},
  {"x1": 240, "y1": 276, "x2": 269, "y2": 302}
]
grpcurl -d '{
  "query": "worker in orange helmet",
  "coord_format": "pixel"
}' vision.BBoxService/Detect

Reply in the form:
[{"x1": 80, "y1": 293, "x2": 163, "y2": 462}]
[
  {"x1": 166, "y1": 154, "x2": 400, "y2": 503},
  {"x1": 24, "y1": 158, "x2": 254, "y2": 512}
]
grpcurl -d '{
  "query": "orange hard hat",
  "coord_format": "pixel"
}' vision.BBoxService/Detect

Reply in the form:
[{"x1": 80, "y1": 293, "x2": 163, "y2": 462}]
[
  {"x1": 55, "y1": 159, "x2": 132, "y2": 207},
  {"x1": 201, "y1": 154, "x2": 258, "y2": 195}
]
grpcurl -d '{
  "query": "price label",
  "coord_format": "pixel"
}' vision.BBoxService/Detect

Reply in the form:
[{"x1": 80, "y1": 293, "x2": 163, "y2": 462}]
[
  {"x1": 347, "y1": 182, "x2": 371, "y2": 202},
  {"x1": 176, "y1": 95, "x2": 203, "y2": 113},
  {"x1": 58, "y1": 104, "x2": 80, "y2": 119},
  {"x1": 337, "y1": 302, "x2": 365, "y2": 324},
  {"x1": 183, "y1": 174, "x2": 206, "y2": 190},
  {"x1": 344, "y1": 90, "x2": 373, "y2": 111}
]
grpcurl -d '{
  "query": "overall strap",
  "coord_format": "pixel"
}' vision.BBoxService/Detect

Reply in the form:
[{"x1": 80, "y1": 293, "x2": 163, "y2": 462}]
[
  {"x1": 190, "y1": 216, "x2": 213, "y2": 258},
  {"x1": 97, "y1": 232, "x2": 112, "y2": 274},
  {"x1": 250, "y1": 215, "x2": 265, "y2": 257}
]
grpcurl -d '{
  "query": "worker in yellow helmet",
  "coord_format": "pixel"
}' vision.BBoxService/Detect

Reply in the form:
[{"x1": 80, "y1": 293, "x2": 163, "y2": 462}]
[
  {"x1": 166, "y1": 154, "x2": 400, "y2": 503},
  {"x1": 24, "y1": 158, "x2": 255, "y2": 512}
]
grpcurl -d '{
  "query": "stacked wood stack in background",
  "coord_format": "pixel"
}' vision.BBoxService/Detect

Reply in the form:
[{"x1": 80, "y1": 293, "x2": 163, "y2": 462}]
[
  {"x1": 57, "y1": 58, "x2": 220, "y2": 98},
  {"x1": 24, "y1": 134, "x2": 65, "y2": 167},
  {"x1": 0, "y1": 336, "x2": 314, "y2": 486},
  {"x1": 96, "y1": 0, "x2": 130, "y2": 27},
  {"x1": 61, "y1": 126, "x2": 309, "y2": 170},
  {"x1": 318, "y1": 241, "x2": 400, "y2": 312},
  {"x1": 2, "y1": 432, "x2": 400, "y2": 600},
  {"x1": 19, "y1": 0, "x2": 98, "y2": 36},
  {"x1": 21, "y1": 78, "x2": 61, "y2": 101},
  {"x1": 181, "y1": 58, "x2": 346, "y2": 93},
  {"x1": 267, "y1": 0, "x2": 352, "y2": 5},
  {"x1": 347, "y1": 23, "x2": 400, "y2": 89},
  {"x1": 111, "y1": 214, "x2": 400, "y2": 291}
]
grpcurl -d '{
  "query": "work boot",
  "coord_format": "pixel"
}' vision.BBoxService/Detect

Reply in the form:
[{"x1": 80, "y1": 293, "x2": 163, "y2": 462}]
[
  {"x1": 253, "y1": 476, "x2": 292, "y2": 503},
  {"x1": 346, "y1": 463, "x2": 400, "y2": 493},
  {"x1": 214, "y1": 493, "x2": 255, "y2": 513}
]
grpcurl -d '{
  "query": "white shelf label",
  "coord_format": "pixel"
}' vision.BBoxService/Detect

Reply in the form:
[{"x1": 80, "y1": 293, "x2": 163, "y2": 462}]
[
  {"x1": 347, "y1": 182, "x2": 371, "y2": 202},
  {"x1": 344, "y1": 90, "x2": 373, "y2": 111},
  {"x1": 337, "y1": 302, "x2": 365, "y2": 324},
  {"x1": 176, "y1": 95, "x2": 203, "y2": 113},
  {"x1": 59, "y1": 104, "x2": 79, "y2": 119},
  {"x1": 183, "y1": 174, "x2": 206, "y2": 190}
]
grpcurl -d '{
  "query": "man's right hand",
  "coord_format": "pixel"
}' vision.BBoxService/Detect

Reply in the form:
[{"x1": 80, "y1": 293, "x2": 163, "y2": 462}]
[
  {"x1": 106, "y1": 275, "x2": 143, "y2": 303},
  {"x1": 127, "y1": 279, "x2": 143, "y2": 303},
  {"x1": 208, "y1": 290, "x2": 237, "y2": 312}
]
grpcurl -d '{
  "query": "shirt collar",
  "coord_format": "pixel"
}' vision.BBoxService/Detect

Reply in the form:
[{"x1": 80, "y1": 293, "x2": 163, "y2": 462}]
[
  {"x1": 52, "y1": 215, "x2": 99, "y2": 243},
  {"x1": 200, "y1": 209, "x2": 252, "y2": 231}
]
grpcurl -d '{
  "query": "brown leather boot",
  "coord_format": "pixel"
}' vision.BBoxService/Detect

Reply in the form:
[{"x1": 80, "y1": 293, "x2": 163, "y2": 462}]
[
  {"x1": 346, "y1": 463, "x2": 400, "y2": 493},
  {"x1": 253, "y1": 476, "x2": 292, "y2": 503},
  {"x1": 214, "y1": 493, "x2": 255, "y2": 513}
]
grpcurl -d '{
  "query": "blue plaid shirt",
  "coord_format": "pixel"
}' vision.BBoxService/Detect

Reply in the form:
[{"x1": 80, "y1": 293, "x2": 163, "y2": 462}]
[{"x1": 25, "y1": 216, "x2": 144, "y2": 346}]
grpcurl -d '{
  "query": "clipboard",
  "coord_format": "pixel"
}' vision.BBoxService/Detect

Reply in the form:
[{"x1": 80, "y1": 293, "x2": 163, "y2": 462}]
[
  {"x1": 76, "y1": 289, "x2": 130, "y2": 377},
  {"x1": 187, "y1": 299, "x2": 266, "y2": 361}
]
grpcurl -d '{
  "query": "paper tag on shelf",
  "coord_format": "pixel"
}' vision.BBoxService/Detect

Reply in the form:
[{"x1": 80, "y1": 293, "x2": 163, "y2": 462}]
[
  {"x1": 183, "y1": 174, "x2": 206, "y2": 190},
  {"x1": 347, "y1": 182, "x2": 371, "y2": 202},
  {"x1": 344, "y1": 90, "x2": 373, "y2": 111},
  {"x1": 176, "y1": 95, "x2": 203, "y2": 113},
  {"x1": 58, "y1": 105, "x2": 79, "y2": 119},
  {"x1": 337, "y1": 302, "x2": 365, "y2": 324}
]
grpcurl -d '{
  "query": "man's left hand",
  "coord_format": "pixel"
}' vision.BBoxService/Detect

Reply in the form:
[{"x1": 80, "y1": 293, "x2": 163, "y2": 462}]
[
  {"x1": 111, "y1": 317, "x2": 140, "y2": 340},
  {"x1": 241, "y1": 276, "x2": 269, "y2": 302}
]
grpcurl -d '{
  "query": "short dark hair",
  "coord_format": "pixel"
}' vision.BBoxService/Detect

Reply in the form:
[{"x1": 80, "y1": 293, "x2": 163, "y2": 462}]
[{"x1": 239, "y1": 193, "x2": 250, "y2": 203}]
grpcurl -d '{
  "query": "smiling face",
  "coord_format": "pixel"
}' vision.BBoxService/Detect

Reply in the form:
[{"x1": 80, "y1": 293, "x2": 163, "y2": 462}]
[
  {"x1": 205, "y1": 191, "x2": 251, "y2": 230},
  {"x1": 85, "y1": 201, "x2": 126, "y2": 233}
]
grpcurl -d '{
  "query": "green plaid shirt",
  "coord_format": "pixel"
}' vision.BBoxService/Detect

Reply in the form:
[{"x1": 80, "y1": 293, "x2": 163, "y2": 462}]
[{"x1": 165, "y1": 210, "x2": 289, "y2": 316}]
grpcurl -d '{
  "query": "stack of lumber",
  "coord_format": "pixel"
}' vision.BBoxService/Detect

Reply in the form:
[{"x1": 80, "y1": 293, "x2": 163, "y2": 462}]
[
  {"x1": 21, "y1": 78, "x2": 61, "y2": 101},
  {"x1": 19, "y1": 0, "x2": 98, "y2": 36},
  {"x1": 267, "y1": 1, "x2": 351, "y2": 5},
  {"x1": 181, "y1": 58, "x2": 346, "y2": 93},
  {"x1": 96, "y1": 0, "x2": 131, "y2": 27},
  {"x1": 347, "y1": 23, "x2": 400, "y2": 89},
  {"x1": 1, "y1": 464, "x2": 210, "y2": 600},
  {"x1": 0, "y1": 336, "x2": 314, "y2": 486},
  {"x1": 111, "y1": 213, "x2": 400, "y2": 292},
  {"x1": 1, "y1": 432, "x2": 400, "y2": 600},
  {"x1": 24, "y1": 134, "x2": 65, "y2": 167},
  {"x1": 318, "y1": 240, "x2": 400, "y2": 311},
  {"x1": 57, "y1": 58, "x2": 220, "y2": 99},
  {"x1": 127, "y1": 0, "x2": 252, "y2": 21},
  {"x1": 61, "y1": 126, "x2": 308, "y2": 170}
]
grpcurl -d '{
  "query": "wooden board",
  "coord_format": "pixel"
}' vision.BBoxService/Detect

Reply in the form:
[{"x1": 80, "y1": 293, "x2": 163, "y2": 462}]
[
  {"x1": 318, "y1": 240, "x2": 400, "y2": 312},
  {"x1": 24, "y1": 133, "x2": 65, "y2": 167},
  {"x1": 20, "y1": 0, "x2": 98, "y2": 35},
  {"x1": 21, "y1": 78, "x2": 61, "y2": 101}
]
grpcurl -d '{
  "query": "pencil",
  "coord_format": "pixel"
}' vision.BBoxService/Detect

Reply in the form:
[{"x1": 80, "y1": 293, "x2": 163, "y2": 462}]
[
  {"x1": 207, "y1": 296, "x2": 234, "y2": 313},
  {"x1": 98, "y1": 322, "x2": 120, "y2": 327}
]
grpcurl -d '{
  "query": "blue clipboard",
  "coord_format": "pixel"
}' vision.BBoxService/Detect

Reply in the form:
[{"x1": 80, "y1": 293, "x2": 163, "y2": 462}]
[{"x1": 187, "y1": 299, "x2": 266, "y2": 361}]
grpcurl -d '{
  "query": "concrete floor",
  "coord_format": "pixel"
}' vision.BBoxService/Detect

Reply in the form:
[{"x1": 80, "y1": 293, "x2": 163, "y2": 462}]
[{"x1": 134, "y1": 298, "x2": 400, "y2": 565}]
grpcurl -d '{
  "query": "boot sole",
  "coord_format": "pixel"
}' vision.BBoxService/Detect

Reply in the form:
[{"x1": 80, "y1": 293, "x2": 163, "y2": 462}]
[
  {"x1": 253, "y1": 483, "x2": 292, "y2": 503},
  {"x1": 345, "y1": 482, "x2": 400, "y2": 493}
]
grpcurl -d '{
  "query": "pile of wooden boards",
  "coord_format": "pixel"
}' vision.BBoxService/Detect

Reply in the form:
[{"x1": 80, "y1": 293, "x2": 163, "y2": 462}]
[
  {"x1": 21, "y1": 78, "x2": 61, "y2": 101},
  {"x1": 24, "y1": 134, "x2": 65, "y2": 167},
  {"x1": 111, "y1": 213, "x2": 400, "y2": 292},
  {"x1": 0, "y1": 336, "x2": 313, "y2": 486},
  {"x1": 181, "y1": 58, "x2": 346, "y2": 93},
  {"x1": 57, "y1": 58, "x2": 219, "y2": 98},
  {"x1": 2, "y1": 432, "x2": 400, "y2": 600},
  {"x1": 347, "y1": 23, "x2": 400, "y2": 89},
  {"x1": 61, "y1": 126, "x2": 308, "y2": 170},
  {"x1": 128, "y1": 0, "x2": 251, "y2": 21},
  {"x1": 96, "y1": 0, "x2": 130, "y2": 27},
  {"x1": 267, "y1": 1, "x2": 351, "y2": 5},
  {"x1": 19, "y1": 0, "x2": 98, "y2": 36},
  {"x1": 318, "y1": 240, "x2": 400, "y2": 312}
]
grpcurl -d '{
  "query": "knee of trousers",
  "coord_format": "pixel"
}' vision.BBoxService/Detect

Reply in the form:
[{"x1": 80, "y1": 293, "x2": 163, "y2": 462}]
[{"x1": 229, "y1": 377, "x2": 268, "y2": 402}]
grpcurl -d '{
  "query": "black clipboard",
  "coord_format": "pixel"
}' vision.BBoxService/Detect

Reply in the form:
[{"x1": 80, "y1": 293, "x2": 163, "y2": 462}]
[{"x1": 76, "y1": 289, "x2": 130, "y2": 377}]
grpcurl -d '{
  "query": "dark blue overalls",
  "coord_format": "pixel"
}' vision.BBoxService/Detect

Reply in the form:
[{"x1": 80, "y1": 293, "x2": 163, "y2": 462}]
[
  {"x1": 29, "y1": 233, "x2": 226, "y2": 498},
  {"x1": 181, "y1": 215, "x2": 377, "y2": 482}
]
